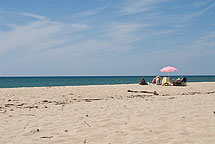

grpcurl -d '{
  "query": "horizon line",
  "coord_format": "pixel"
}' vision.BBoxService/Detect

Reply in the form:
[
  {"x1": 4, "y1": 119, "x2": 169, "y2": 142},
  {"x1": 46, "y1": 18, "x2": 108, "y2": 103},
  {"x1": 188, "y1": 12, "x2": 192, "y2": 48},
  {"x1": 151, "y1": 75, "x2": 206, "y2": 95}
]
[{"x1": 0, "y1": 74, "x2": 215, "y2": 77}]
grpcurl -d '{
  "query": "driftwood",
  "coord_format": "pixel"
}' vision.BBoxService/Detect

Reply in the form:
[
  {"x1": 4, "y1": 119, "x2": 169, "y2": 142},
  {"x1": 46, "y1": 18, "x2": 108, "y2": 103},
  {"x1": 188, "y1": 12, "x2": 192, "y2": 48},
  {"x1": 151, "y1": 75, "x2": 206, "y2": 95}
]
[
  {"x1": 127, "y1": 90, "x2": 159, "y2": 95},
  {"x1": 84, "y1": 121, "x2": 91, "y2": 127},
  {"x1": 73, "y1": 98, "x2": 104, "y2": 102},
  {"x1": 40, "y1": 136, "x2": 53, "y2": 139},
  {"x1": 17, "y1": 103, "x2": 25, "y2": 107},
  {"x1": 133, "y1": 95, "x2": 153, "y2": 98},
  {"x1": 25, "y1": 105, "x2": 39, "y2": 109},
  {"x1": 20, "y1": 114, "x2": 35, "y2": 116},
  {"x1": 5, "y1": 104, "x2": 14, "y2": 107},
  {"x1": 206, "y1": 91, "x2": 214, "y2": 94}
]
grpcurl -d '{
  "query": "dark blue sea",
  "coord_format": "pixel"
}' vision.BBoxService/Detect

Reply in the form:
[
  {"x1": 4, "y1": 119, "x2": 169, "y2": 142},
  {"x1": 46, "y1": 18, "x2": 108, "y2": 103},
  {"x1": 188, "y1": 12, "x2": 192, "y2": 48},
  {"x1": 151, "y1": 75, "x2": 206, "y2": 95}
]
[{"x1": 0, "y1": 76, "x2": 215, "y2": 88}]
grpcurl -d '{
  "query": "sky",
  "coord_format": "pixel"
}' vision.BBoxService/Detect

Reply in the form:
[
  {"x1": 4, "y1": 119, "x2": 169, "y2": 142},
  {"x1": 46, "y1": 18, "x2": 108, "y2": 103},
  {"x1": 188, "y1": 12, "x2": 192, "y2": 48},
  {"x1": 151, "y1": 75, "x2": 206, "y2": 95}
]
[{"x1": 0, "y1": 0, "x2": 215, "y2": 76}]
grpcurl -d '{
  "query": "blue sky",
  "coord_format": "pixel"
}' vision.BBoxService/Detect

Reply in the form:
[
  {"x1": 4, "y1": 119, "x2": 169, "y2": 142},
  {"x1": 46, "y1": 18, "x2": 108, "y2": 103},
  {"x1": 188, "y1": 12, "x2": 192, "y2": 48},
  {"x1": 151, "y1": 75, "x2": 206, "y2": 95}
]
[{"x1": 0, "y1": 0, "x2": 215, "y2": 75}]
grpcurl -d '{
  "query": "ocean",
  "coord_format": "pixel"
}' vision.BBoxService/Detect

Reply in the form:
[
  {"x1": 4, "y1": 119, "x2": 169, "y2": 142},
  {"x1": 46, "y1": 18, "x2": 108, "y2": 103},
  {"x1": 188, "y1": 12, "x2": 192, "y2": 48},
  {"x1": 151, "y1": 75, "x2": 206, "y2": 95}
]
[{"x1": 0, "y1": 76, "x2": 215, "y2": 88}]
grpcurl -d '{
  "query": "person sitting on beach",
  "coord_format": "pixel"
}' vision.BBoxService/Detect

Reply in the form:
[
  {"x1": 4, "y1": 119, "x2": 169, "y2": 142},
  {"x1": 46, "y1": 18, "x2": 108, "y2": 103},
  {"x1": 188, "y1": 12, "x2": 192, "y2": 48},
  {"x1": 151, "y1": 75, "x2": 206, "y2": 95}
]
[
  {"x1": 180, "y1": 76, "x2": 187, "y2": 83},
  {"x1": 172, "y1": 78, "x2": 175, "y2": 83},
  {"x1": 156, "y1": 76, "x2": 162, "y2": 85},
  {"x1": 172, "y1": 78, "x2": 180, "y2": 84},
  {"x1": 161, "y1": 77, "x2": 171, "y2": 86},
  {"x1": 152, "y1": 77, "x2": 156, "y2": 84},
  {"x1": 173, "y1": 76, "x2": 187, "y2": 86},
  {"x1": 139, "y1": 77, "x2": 148, "y2": 85}
]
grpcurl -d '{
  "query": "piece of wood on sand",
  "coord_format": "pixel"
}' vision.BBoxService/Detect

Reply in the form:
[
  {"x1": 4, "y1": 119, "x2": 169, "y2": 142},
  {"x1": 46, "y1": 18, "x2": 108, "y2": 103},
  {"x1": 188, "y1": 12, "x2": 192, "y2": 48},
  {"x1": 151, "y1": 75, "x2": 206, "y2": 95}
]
[{"x1": 127, "y1": 90, "x2": 159, "y2": 95}]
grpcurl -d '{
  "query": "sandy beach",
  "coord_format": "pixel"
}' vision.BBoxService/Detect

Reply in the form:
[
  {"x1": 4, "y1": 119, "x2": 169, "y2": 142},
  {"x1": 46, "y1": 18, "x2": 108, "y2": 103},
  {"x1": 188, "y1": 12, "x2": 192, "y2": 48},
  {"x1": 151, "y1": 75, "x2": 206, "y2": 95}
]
[{"x1": 0, "y1": 82, "x2": 215, "y2": 144}]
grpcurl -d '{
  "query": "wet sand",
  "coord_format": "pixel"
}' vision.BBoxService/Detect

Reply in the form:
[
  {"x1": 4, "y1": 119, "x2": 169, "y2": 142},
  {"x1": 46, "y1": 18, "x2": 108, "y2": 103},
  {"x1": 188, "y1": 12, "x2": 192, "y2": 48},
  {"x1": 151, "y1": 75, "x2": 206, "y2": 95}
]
[{"x1": 0, "y1": 82, "x2": 215, "y2": 144}]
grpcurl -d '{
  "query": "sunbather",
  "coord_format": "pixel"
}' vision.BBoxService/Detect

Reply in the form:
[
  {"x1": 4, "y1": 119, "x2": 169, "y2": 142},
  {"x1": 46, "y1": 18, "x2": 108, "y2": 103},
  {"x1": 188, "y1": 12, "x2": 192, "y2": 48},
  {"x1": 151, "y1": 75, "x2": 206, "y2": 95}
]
[
  {"x1": 156, "y1": 76, "x2": 162, "y2": 85},
  {"x1": 152, "y1": 77, "x2": 156, "y2": 84},
  {"x1": 173, "y1": 76, "x2": 187, "y2": 86},
  {"x1": 139, "y1": 77, "x2": 148, "y2": 85}
]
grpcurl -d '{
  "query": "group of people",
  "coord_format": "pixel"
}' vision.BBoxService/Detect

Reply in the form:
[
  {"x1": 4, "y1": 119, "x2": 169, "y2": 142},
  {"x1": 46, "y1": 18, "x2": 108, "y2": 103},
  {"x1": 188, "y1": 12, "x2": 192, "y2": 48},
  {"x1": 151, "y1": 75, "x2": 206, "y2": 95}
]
[
  {"x1": 139, "y1": 76, "x2": 162, "y2": 85},
  {"x1": 152, "y1": 76, "x2": 162, "y2": 85},
  {"x1": 139, "y1": 76, "x2": 187, "y2": 86}
]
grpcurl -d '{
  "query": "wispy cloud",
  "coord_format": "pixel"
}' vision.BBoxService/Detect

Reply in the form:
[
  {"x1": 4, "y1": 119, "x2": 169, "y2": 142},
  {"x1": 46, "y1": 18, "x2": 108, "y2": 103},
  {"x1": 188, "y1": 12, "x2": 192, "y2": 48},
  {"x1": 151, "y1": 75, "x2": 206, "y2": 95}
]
[
  {"x1": 173, "y1": 24, "x2": 189, "y2": 28},
  {"x1": 192, "y1": 1, "x2": 211, "y2": 7},
  {"x1": 119, "y1": 0, "x2": 169, "y2": 15},
  {"x1": 0, "y1": 12, "x2": 88, "y2": 60},
  {"x1": 182, "y1": 2, "x2": 215, "y2": 23},
  {"x1": 61, "y1": 22, "x2": 150, "y2": 54},
  {"x1": 20, "y1": 12, "x2": 49, "y2": 20},
  {"x1": 73, "y1": 1, "x2": 111, "y2": 17},
  {"x1": 144, "y1": 50, "x2": 166, "y2": 55},
  {"x1": 171, "y1": 32, "x2": 215, "y2": 61},
  {"x1": 191, "y1": 32, "x2": 215, "y2": 51},
  {"x1": 0, "y1": 0, "x2": 214, "y2": 75},
  {"x1": 107, "y1": 23, "x2": 148, "y2": 40},
  {"x1": 0, "y1": 11, "x2": 150, "y2": 64}
]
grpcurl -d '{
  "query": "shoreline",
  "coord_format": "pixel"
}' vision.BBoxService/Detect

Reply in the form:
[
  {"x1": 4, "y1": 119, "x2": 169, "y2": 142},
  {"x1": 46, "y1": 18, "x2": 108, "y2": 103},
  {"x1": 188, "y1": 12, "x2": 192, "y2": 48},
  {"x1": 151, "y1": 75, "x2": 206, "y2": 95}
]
[{"x1": 0, "y1": 81, "x2": 215, "y2": 89}]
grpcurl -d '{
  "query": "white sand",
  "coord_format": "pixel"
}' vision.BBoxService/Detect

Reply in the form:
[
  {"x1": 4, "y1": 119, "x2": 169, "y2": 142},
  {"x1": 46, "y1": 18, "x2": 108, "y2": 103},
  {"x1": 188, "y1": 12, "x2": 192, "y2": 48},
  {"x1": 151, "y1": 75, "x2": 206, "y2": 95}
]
[{"x1": 0, "y1": 82, "x2": 215, "y2": 144}]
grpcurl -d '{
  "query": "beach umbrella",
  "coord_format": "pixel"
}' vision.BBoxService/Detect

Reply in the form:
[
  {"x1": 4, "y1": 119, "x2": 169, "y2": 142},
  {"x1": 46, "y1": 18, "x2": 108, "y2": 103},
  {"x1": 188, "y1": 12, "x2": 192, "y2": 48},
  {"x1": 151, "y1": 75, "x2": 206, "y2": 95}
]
[{"x1": 160, "y1": 66, "x2": 178, "y2": 77}]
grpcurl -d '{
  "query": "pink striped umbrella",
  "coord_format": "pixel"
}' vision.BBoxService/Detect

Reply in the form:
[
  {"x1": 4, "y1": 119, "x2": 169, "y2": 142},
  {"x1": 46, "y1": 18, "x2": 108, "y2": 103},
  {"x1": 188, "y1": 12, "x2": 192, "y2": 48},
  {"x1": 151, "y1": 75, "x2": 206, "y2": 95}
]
[
  {"x1": 160, "y1": 66, "x2": 178, "y2": 77},
  {"x1": 160, "y1": 66, "x2": 178, "y2": 72}
]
